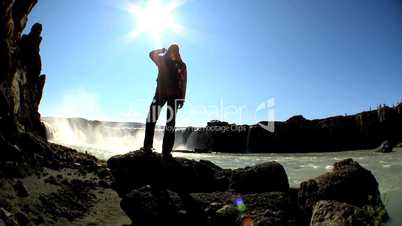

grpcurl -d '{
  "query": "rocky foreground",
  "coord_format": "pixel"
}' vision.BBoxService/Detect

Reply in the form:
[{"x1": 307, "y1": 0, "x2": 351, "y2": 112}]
[
  {"x1": 0, "y1": 1, "x2": 128, "y2": 224},
  {"x1": 0, "y1": 132, "x2": 130, "y2": 226},
  {"x1": 108, "y1": 151, "x2": 389, "y2": 226}
]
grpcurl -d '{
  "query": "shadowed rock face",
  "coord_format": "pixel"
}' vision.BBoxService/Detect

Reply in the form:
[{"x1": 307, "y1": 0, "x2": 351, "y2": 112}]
[
  {"x1": 187, "y1": 105, "x2": 402, "y2": 153},
  {"x1": 229, "y1": 161, "x2": 289, "y2": 193},
  {"x1": 310, "y1": 201, "x2": 373, "y2": 226},
  {"x1": 108, "y1": 152, "x2": 388, "y2": 226},
  {"x1": 0, "y1": 0, "x2": 46, "y2": 139},
  {"x1": 298, "y1": 158, "x2": 388, "y2": 225},
  {"x1": 107, "y1": 151, "x2": 289, "y2": 196}
]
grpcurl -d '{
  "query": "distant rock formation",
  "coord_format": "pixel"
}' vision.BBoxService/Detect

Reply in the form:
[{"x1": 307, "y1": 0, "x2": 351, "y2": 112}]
[
  {"x1": 0, "y1": 0, "x2": 46, "y2": 139},
  {"x1": 43, "y1": 102, "x2": 402, "y2": 154},
  {"x1": 108, "y1": 151, "x2": 388, "y2": 226},
  {"x1": 194, "y1": 104, "x2": 402, "y2": 153}
]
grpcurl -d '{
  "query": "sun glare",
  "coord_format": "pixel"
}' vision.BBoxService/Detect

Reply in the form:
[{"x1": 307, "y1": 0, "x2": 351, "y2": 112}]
[{"x1": 128, "y1": 0, "x2": 184, "y2": 46}]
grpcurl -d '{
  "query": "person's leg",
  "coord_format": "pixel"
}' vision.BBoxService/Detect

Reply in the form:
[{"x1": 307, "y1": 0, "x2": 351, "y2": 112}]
[
  {"x1": 162, "y1": 98, "x2": 178, "y2": 156},
  {"x1": 143, "y1": 96, "x2": 166, "y2": 151}
]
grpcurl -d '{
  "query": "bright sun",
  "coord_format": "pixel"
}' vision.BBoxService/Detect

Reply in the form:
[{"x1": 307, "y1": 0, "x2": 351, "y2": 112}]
[{"x1": 128, "y1": 0, "x2": 184, "y2": 46}]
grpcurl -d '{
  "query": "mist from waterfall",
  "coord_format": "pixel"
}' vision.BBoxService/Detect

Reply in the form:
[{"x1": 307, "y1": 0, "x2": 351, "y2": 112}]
[{"x1": 42, "y1": 117, "x2": 194, "y2": 159}]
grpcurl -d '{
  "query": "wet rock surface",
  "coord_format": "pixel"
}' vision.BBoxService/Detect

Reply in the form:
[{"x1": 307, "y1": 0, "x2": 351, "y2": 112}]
[
  {"x1": 376, "y1": 140, "x2": 393, "y2": 153},
  {"x1": 109, "y1": 151, "x2": 388, "y2": 226},
  {"x1": 310, "y1": 200, "x2": 387, "y2": 226},
  {"x1": 298, "y1": 158, "x2": 388, "y2": 225}
]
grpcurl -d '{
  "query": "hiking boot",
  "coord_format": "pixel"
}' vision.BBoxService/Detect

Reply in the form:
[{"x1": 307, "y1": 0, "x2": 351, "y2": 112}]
[{"x1": 140, "y1": 147, "x2": 154, "y2": 155}]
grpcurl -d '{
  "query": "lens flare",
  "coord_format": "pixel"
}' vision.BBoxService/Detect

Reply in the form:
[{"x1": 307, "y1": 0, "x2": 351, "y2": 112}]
[
  {"x1": 242, "y1": 215, "x2": 254, "y2": 226},
  {"x1": 234, "y1": 197, "x2": 247, "y2": 212}
]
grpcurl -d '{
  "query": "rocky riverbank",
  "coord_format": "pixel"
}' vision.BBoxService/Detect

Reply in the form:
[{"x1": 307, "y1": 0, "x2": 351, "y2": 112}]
[
  {"x1": 0, "y1": 1, "x2": 130, "y2": 225},
  {"x1": 0, "y1": 132, "x2": 130, "y2": 226},
  {"x1": 108, "y1": 150, "x2": 389, "y2": 226}
]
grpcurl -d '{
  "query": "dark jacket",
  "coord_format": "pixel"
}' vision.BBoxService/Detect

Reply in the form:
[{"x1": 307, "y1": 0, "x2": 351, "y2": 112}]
[{"x1": 150, "y1": 51, "x2": 187, "y2": 100}]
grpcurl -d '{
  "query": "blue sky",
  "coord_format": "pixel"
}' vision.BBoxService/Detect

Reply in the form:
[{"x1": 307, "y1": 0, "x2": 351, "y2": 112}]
[{"x1": 27, "y1": 0, "x2": 402, "y2": 126}]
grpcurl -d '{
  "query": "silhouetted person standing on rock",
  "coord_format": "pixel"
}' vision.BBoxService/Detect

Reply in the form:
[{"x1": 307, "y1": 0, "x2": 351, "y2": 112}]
[{"x1": 142, "y1": 44, "x2": 187, "y2": 159}]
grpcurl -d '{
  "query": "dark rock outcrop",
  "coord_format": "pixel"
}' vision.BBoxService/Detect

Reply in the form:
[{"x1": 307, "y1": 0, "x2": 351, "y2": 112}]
[
  {"x1": 298, "y1": 158, "x2": 388, "y2": 224},
  {"x1": 0, "y1": 207, "x2": 18, "y2": 226},
  {"x1": 310, "y1": 200, "x2": 388, "y2": 226},
  {"x1": 0, "y1": 0, "x2": 46, "y2": 139},
  {"x1": 184, "y1": 103, "x2": 402, "y2": 153},
  {"x1": 120, "y1": 185, "x2": 195, "y2": 226},
  {"x1": 120, "y1": 187, "x2": 300, "y2": 226},
  {"x1": 108, "y1": 152, "x2": 387, "y2": 226},
  {"x1": 107, "y1": 151, "x2": 289, "y2": 197},
  {"x1": 310, "y1": 200, "x2": 373, "y2": 226},
  {"x1": 0, "y1": 1, "x2": 132, "y2": 225},
  {"x1": 13, "y1": 180, "x2": 29, "y2": 197},
  {"x1": 190, "y1": 191, "x2": 300, "y2": 226},
  {"x1": 107, "y1": 151, "x2": 231, "y2": 196},
  {"x1": 376, "y1": 140, "x2": 393, "y2": 153},
  {"x1": 229, "y1": 161, "x2": 289, "y2": 193}
]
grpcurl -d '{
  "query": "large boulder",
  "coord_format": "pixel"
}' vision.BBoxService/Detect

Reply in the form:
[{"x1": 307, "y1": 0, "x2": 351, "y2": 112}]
[
  {"x1": 108, "y1": 151, "x2": 290, "y2": 196},
  {"x1": 229, "y1": 161, "x2": 289, "y2": 193},
  {"x1": 120, "y1": 185, "x2": 202, "y2": 226},
  {"x1": 298, "y1": 159, "x2": 388, "y2": 224},
  {"x1": 107, "y1": 151, "x2": 230, "y2": 196},
  {"x1": 310, "y1": 200, "x2": 382, "y2": 226},
  {"x1": 376, "y1": 140, "x2": 393, "y2": 153}
]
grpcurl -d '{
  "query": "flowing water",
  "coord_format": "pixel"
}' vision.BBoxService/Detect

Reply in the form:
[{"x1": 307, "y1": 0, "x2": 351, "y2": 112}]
[{"x1": 44, "y1": 119, "x2": 402, "y2": 225}]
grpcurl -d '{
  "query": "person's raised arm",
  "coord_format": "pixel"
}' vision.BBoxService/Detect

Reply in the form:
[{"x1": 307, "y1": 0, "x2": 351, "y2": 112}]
[{"x1": 149, "y1": 48, "x2": 166, "y2": 66}]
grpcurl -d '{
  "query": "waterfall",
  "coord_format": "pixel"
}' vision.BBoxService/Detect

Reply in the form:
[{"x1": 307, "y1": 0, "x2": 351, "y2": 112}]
[
  {"x1": 42, "y1": 117, "x2": 198, "y2": 159},
  {"x1": 42, "y1": 117, "x2": 162, "y2": 157}
]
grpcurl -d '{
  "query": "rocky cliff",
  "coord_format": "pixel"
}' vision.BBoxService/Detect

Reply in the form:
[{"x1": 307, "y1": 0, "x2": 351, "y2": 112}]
[
  {"x1": 0, "y1": 2, "x2": 131, "y2": 225},
  {"x1": 0, "y1": 0, "x2": 46, "y2": 140},
  {"x1": 194, "y1": 104, "x2": 402, "y2": 153}
]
